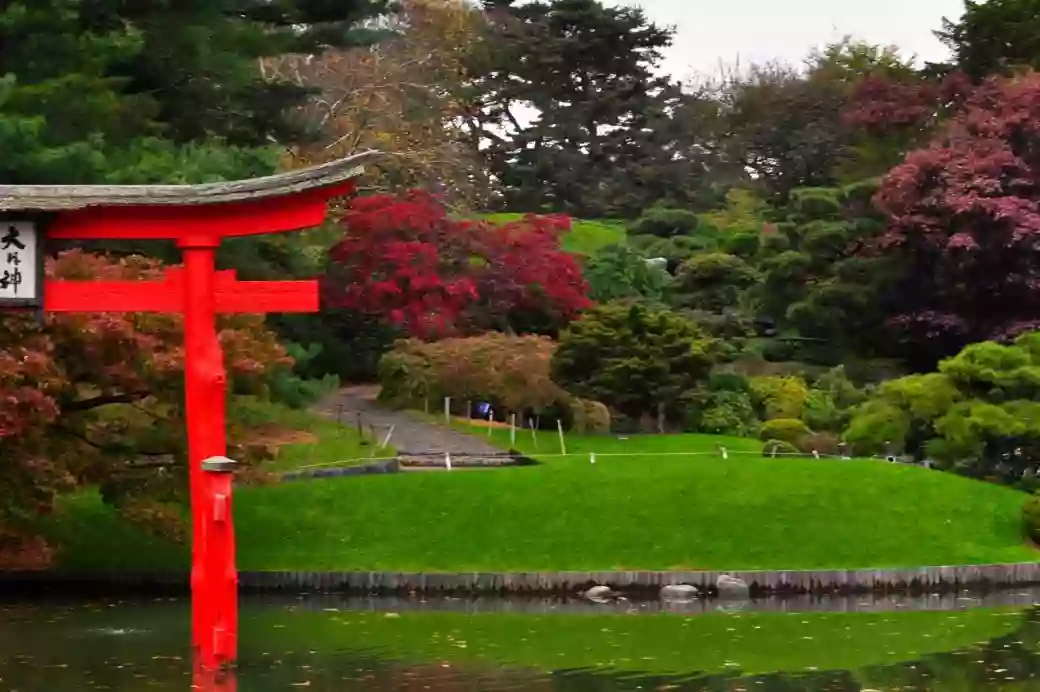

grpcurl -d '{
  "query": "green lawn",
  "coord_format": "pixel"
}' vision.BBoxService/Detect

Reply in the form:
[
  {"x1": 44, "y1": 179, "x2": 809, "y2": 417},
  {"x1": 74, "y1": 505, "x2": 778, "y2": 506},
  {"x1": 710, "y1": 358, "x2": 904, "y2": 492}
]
[
  {"x1": 451, "y1": 418, "x2": 763, "y2": 458},
  {"x1": 234, "y1": 398, "x2": 393, "y2": 473},
  {"x1": 481, "y1": 213, "x2": 627, "y2": 255},
  {"x1": 38, "y1": 428, "x2": 1037, "y2": 572}
]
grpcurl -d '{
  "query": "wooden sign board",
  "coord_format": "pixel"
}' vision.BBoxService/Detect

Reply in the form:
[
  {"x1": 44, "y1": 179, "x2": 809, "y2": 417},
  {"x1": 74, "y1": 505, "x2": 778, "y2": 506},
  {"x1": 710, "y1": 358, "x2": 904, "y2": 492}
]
[{"x1": 0, "y1": 220, "x2": 42, "y2": 308}]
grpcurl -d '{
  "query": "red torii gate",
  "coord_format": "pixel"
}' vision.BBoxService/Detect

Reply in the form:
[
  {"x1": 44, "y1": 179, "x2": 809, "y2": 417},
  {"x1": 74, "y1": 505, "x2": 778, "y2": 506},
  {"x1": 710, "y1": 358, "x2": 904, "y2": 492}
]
[{"x1": 0, "y1": 152, "x2": 374, "y2": 679}]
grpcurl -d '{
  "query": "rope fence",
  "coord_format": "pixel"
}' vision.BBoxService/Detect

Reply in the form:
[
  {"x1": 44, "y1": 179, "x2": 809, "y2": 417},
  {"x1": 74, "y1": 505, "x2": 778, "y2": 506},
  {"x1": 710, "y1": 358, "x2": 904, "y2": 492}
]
[{"x1": 285, "y1": 447, "x2": 931, "y2": 473}]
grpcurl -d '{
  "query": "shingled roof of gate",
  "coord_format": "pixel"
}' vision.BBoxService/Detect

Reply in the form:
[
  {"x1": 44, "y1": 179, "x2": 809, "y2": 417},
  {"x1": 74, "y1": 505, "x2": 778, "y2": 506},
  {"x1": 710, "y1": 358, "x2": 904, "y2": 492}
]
[{"x1": 0, "y1": 151, "x2": 377, "y2": 211}]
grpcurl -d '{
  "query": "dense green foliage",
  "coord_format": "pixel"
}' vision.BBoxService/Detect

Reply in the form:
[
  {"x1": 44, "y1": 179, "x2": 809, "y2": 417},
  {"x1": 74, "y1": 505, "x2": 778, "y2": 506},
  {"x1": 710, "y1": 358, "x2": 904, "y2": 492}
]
[
  {"x1": 467, "y1": 0, "x2": 720, "y2": 216},
  {"x1": 0, "y1": 0, "x2": 386, "y2": 186},
  {"x1": 551, "y1": 303, "x2": 714, "y2": 427},
  {"x1": 1024, "y1": 494, "x2": 1040, "y2": 544},
  {"x1": 845, "y1": 332, "x2": 1040, "y2": 488},
  {"x1": 936, "y1": 0, "x2": 1040, "y2": 79}
]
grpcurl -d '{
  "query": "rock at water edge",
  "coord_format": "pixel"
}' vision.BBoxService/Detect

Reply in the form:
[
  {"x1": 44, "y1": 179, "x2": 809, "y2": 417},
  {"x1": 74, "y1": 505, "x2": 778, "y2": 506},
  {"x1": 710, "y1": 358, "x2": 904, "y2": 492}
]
[
  {"x1": 716, "y1": 574, "x2": 750, "y2": 598},
  {"x1": 660, "y1": 584, "x2": 700, "y2": 601}
]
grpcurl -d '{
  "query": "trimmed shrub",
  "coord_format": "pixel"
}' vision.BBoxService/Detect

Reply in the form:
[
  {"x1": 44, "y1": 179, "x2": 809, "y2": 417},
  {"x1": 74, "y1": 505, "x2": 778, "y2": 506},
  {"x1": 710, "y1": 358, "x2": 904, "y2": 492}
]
[
  {"x1": 629, "y1": 208, "x2": 699, "y2": 238},
  {"x1": 683, "y1": 389, "x2": 759, "y2": 437},
  {"x1": 750, "y1": 375, "x2": 809, "y2": 420},
  {"x1": 674, "y1": 253, "x2": 760, "y2": 313},
  {"x1": 1023, "y1": 495, "x2": 1040, "y2": 545},
  {"x1": 795, "y1": 431, "x2": 842, "y2": 456},
  {"x1": 803, "y1": 389, "x2": 844, "y2": 432},
  {"x1": 761, "y1": 339, "x2": 797, "y2": 363},
  {"x1": 552, "y1": 302, "x2": 715, "y2": 423},
  {"x1": 762, "y1": 439, "x2": 799, "y2": 457},
  {"x1": 723, "y1": 232, "x2": 761, "y2": 258},
  {"x1": 377, "y1": 334, "x2": 564, "y2": 413},
  {"x1": 569, "y1": 398, "x2": 611, "y2": 434},
  {"x1": 759, "y1": 418, "x2": 811, "y2": 444}
]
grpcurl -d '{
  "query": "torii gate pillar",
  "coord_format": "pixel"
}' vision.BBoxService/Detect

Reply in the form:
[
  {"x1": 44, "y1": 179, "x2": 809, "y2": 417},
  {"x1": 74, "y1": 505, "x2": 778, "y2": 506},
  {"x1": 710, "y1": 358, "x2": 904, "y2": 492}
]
[{"x1": 0, "y1": 152, "x2": 375, "y2": 673}]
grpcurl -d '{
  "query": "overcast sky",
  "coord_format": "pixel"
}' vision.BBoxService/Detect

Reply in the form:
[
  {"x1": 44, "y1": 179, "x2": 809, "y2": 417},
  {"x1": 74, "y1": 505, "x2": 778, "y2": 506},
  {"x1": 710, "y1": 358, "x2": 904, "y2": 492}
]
[{"x1": 603, "y1": 0, "x2": 968, "y2": 80}]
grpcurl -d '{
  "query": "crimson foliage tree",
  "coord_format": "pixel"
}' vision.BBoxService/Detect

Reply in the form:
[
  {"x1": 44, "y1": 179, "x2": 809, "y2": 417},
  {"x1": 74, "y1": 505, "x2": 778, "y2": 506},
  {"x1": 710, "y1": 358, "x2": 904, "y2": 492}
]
[
  {"x1": 323, "y1": 191, "x2": 591, "y2": 338},
  {"x1": 0, "y1": 251, "x2": 292, "y2": 566},
  {"x1": 870, "y1": 71, "x2": 1040, "y2": 367}
]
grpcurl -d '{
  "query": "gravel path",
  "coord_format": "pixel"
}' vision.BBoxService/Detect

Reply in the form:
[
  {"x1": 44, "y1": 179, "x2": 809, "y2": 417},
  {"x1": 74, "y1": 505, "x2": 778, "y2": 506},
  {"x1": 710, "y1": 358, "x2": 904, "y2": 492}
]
[{"x1": 318, "y1": 385, "x2": 504, "y2": 456}]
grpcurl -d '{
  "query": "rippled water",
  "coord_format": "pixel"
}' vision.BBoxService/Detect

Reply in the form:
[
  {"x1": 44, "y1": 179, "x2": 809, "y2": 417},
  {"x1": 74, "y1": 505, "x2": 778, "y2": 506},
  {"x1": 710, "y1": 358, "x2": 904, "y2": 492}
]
[{"x1": 3, "y1": 591, "x2": 1040, "y2": 690}]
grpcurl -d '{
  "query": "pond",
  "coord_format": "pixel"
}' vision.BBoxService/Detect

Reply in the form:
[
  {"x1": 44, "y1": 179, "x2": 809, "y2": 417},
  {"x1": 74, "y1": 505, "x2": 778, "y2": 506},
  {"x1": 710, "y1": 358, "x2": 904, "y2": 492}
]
[{"x1": 4, "y1": 591, "x2": 1040, "y2": 690}]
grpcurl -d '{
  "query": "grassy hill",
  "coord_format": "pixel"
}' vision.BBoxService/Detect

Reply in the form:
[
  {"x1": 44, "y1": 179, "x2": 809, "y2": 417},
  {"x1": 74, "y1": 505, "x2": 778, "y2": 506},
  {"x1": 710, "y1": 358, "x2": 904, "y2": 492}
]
[
  {"x1": 38, "y1": 430, "x2": 1036, "y2": 573},
  {"x1": 481, "y1": 213, "x2": 626, "y2": 255}
]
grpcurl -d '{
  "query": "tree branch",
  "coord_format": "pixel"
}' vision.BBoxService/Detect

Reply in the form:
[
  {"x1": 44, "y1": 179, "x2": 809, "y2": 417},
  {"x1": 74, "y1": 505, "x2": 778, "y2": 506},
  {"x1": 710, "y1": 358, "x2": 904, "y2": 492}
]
[{"x1": 61, "y1": 391, "x2": 151, "y2": 414}]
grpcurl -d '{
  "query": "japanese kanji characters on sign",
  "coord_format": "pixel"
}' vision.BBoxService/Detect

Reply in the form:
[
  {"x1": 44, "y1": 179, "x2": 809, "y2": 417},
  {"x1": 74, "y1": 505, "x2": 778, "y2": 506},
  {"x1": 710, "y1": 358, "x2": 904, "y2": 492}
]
[{"x1": 0, "y1": 221, "x2": 38, "y2": 306}]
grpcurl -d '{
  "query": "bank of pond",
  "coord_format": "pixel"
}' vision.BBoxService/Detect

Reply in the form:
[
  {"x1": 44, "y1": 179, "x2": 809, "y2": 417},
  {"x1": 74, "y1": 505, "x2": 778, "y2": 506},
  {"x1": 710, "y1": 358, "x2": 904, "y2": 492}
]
[{"x1": 4, "y1": 593, "x2": 1040, "y2": 690}]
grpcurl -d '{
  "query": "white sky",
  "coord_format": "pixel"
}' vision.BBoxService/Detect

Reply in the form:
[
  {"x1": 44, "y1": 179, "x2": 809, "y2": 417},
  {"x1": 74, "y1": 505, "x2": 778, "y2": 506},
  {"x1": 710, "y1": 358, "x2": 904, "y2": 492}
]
[{"x1": 604, "y1": 0, "x2": 967, "y2": 79}]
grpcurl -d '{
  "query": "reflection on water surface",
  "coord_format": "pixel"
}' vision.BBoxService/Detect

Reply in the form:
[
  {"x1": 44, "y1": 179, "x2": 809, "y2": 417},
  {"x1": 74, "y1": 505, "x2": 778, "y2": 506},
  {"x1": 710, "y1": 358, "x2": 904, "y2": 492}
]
[{"x1": 1, "y1": 591, "x2": 1040, "y2": 690}]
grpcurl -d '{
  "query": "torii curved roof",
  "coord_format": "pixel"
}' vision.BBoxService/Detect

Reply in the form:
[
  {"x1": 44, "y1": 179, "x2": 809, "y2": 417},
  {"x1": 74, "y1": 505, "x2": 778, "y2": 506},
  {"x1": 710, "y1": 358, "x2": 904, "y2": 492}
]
[{"x1": 0, "y1": 151, "x2": 377, "y2": 212}]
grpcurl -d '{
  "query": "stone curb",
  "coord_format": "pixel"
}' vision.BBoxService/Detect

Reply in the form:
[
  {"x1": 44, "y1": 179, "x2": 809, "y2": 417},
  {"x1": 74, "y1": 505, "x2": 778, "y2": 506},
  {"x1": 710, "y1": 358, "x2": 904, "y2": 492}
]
[
  {"x1": 279, "y1": 452, "x2": 538, "y2": 480},
  {"x1": 280, "y1": 458, "x2": 400, "y2": 481},
  {"x1": 3, "y1": 562, "x2": 1039, "y2": 597}
]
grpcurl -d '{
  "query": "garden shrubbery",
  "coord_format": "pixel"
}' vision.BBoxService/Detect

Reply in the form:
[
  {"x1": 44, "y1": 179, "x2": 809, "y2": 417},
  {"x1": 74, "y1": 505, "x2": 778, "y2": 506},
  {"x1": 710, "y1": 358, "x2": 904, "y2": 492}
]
[
  {"x1": 629, "y1": 207, "x2": 700, "y2": 238},
  {"x1": 377, "y1": 333, "x2": 612, "y2": 432},
  {"x1": 759, "y1": 418, "x2": 811, "y2": 444},
  {"x1": 1023, "y1": 495, "x2": 1040, "y2": 544}
]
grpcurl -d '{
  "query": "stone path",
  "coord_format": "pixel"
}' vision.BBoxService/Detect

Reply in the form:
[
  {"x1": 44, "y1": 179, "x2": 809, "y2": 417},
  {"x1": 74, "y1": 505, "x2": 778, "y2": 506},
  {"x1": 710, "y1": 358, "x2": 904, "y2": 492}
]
[{"x1": 318, "y1": 385, "x2": 504, "y2": 457}]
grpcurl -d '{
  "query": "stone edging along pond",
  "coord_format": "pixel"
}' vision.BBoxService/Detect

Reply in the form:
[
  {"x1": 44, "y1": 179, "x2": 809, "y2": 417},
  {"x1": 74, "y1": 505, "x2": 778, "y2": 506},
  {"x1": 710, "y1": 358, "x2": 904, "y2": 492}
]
[
  {"x1": 279, "y1": 453, "x2": 537, "y2": 481},
  {"x1": 4, "y1": 562, "x2": 1040, "y2": 597}
]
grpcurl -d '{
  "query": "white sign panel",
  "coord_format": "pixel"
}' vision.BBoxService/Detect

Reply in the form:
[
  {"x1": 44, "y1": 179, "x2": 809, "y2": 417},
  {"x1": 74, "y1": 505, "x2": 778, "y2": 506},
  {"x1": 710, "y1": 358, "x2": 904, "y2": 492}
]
[{"x1": 0, "y1": 221, "x2": 39, "y2": 306}]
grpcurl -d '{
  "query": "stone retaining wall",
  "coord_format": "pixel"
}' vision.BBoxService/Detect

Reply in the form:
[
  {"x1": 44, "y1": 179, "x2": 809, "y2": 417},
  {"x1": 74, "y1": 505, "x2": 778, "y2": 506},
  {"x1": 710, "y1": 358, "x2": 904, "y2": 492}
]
[
  {"x1": 280, "y1": 458, "x2": 399, "y2": 481},
  {"x1": 2, "y1": 562, "x2": 1038, "y2": 597},
  {"x1": 280, "y1": 452, "x2": 536, "y2": 480},
  {"x1": 397, "y1": 452, "x2": 537, "y2": 468}
]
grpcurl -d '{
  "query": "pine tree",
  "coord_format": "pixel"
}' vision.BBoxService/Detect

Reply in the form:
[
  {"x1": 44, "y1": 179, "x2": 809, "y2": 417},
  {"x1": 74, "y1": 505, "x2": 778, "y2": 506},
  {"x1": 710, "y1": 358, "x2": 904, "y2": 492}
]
[
  {"x1": 0, "y1": 0, "x2": 389, "y2": 185},
  {"x1": 466, "y1": 0, "x2": 708, "y2": 217}
]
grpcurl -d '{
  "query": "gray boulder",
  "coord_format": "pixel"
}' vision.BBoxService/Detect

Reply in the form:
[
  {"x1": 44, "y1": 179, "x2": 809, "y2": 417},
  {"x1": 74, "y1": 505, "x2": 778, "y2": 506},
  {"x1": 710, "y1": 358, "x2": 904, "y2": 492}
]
[
  {"x1": 716, "y1": 574, "x2": 750, "y2": 598},
  {"x1": 583, "y1": 585, "x2": 618, "y2": 602},
  {"x1": 660, "y1": 584, "x2": 700, "y2": 601}
]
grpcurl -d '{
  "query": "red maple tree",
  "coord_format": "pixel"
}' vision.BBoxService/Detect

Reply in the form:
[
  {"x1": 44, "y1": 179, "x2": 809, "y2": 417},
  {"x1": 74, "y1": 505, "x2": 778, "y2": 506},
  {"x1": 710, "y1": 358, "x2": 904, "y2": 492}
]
[
  {"x1": 324, "y1": 191, "x2": 591, "y2": 338},
  {"x1": 869, "y1": 71, "x2": 1040, "y2": 363},
  {"x1": 0, "y1": 250, "x2": 293, "y2": 565}
]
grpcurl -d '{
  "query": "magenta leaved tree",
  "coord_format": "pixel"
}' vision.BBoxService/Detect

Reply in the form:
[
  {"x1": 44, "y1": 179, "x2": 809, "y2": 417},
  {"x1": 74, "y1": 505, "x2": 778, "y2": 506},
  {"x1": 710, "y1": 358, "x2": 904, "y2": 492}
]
[
  {"x1": 323, "y1": 191, "x2": 591, "y2": 339},
  {"x1": 870, "y1": 71, "x2": 1040, "y2": 366}
]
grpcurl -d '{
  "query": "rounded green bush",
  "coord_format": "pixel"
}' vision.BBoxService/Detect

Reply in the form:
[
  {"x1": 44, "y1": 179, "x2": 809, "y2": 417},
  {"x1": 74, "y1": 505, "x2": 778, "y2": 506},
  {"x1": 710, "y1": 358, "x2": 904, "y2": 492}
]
[
  {"x1": 759, "y1": 418, "x2": 811, "y2": 444},
  {"x1": 761, "y1": 339, "x2": 797, "y2": 363},
  {"x1": 762, "y1": 439, "x2": 799, "y2": 457},
  {"x1": 629, "y1": 208, "x2": 699, "y2": 238},
  {"x1": 723, "y1": 231, "x2": 761, "y2": 258},
  {"x1": 795, "y1": 431, "x2": 841, "y2": 456},
  {"x1": 1023, "y1": 495, "x2": 1040, "y2": 544}
]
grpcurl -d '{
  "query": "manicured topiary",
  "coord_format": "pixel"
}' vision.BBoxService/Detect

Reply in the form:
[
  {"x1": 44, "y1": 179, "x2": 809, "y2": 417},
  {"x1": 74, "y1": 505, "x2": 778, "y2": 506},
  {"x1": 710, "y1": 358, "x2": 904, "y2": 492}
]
[
  {"x1": 759, "y1": 418, "x2": 811, "y2": 444},
  {"x1": 762, "y1": 439, "x2": 799, "y2": 457},
  {"x1": 1023, "y1": 495, "x2": 1040, "y2": 545}
]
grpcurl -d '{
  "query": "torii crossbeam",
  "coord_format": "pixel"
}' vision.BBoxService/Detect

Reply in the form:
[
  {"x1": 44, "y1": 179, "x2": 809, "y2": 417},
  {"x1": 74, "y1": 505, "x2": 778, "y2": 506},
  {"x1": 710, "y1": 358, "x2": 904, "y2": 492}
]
[{"x1": 0, "y1": 151, "x2": 376, "y2": 677}]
